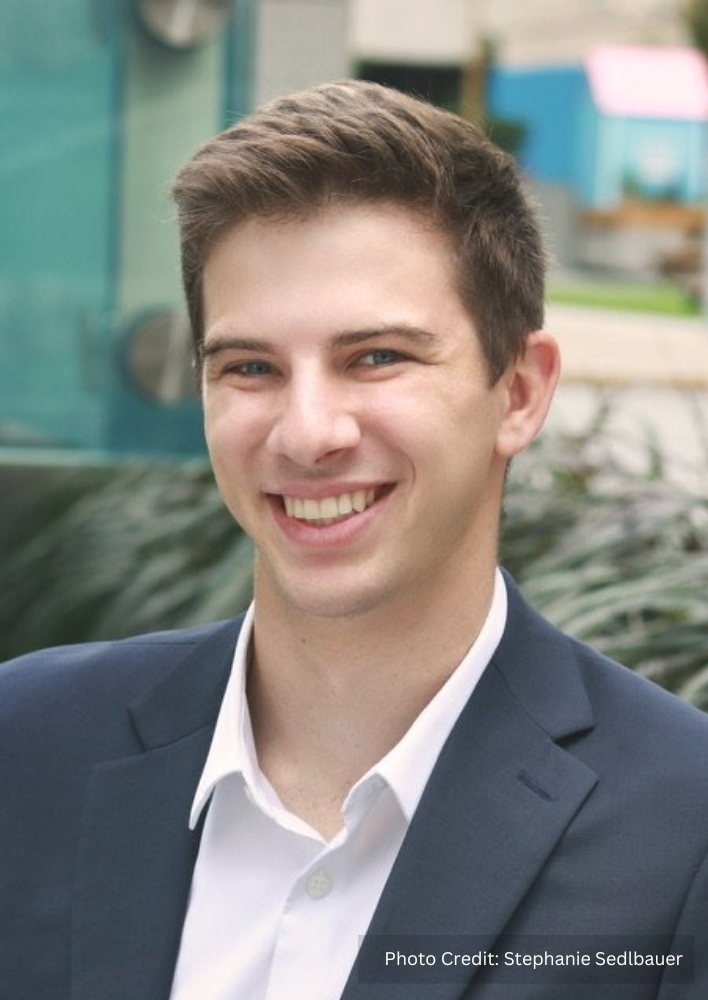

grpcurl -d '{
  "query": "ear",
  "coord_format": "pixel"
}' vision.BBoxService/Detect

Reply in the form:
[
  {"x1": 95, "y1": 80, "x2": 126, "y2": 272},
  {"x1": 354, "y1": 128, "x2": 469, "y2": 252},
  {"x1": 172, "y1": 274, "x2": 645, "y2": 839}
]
[{"x1": 495, "y1": 330, "x2": 561, "y2": 459}]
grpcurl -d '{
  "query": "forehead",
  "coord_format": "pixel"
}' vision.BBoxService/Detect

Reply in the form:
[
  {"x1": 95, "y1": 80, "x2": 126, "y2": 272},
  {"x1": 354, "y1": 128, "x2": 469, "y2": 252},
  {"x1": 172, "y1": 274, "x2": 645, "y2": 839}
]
[
  {"x1": 201, "y1": 202, "x2": 464, "y2": 335},
  {"x1": 207, "y1": 201, "x2": 451, "y2": 268}
]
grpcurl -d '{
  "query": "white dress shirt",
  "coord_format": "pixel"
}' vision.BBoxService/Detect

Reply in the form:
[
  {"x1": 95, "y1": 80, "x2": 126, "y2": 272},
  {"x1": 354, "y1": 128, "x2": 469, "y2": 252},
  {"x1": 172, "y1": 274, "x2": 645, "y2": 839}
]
[{"x1": 169, "y1": 570, "x2": 507, "y2": 1000}]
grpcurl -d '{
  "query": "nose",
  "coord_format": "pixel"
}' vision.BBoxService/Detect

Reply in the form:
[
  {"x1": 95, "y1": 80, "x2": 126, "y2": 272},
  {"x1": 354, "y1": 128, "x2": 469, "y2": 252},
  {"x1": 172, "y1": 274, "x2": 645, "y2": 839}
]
[{"x1": 266, "y1": 369, "x2": 362, "y2": 467}]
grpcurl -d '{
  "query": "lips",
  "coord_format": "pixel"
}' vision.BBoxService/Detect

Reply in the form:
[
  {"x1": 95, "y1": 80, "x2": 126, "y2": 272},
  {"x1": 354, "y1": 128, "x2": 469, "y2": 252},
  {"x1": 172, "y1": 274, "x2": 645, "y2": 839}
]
[{"x1": 282, "y1": 488, "x2": 377, "y2": 526}]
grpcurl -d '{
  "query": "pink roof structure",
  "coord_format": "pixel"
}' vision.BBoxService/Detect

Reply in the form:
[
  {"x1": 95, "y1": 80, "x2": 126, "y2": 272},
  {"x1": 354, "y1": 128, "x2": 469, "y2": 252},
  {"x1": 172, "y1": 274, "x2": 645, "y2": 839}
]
[{"x1": 586, "y1": 46, "x2": 708, "y2": 121}]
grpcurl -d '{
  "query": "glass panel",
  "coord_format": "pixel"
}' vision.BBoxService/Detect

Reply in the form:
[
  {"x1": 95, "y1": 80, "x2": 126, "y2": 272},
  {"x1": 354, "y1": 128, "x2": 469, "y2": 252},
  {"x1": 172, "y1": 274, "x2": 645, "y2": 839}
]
[{"x1": 0, "y1": 0, "x2": 120, "y2": 450}]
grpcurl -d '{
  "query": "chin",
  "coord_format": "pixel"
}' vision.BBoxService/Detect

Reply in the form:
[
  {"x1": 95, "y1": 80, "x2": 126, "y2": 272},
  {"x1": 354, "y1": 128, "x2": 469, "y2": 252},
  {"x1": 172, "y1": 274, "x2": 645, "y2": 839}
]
[
  {"x1": 287, "y1": 590, "x2": 387, "y2": 622},
  {"x1": 265, "y1": 568, "x2": 396, "y2": 622}
]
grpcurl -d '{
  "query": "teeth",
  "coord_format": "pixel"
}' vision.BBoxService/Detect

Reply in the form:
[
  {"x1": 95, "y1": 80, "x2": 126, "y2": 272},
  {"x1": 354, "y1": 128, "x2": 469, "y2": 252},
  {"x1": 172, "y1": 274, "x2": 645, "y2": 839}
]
[
  {"x1": 282, "y1": 489, "x2": 377, "y2": 523},
  {"x1": 320, "y1": 497, "x2": 339, "y2": 519},
  {"x1": 352, "y1": 490, "x2": 367, "y2": 512}
]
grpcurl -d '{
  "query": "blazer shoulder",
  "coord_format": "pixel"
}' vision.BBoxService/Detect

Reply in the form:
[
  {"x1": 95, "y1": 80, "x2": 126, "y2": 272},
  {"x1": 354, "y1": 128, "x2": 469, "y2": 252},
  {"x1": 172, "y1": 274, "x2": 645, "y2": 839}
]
[
  {"x1": 500, "y1": 571, "x2": 708, "y2": 764},
  {"x1": 0, "y1": 617, "x2": 244, "y2": 740},
  {"x1": 570, "y1": 629, "x2": 708, "y2": 757}
]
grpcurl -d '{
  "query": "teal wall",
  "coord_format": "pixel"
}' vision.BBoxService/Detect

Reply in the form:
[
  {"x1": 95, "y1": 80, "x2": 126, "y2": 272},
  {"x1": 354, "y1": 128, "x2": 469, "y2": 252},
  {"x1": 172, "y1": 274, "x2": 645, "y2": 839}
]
[
  {"x1": 0, "y1": 0, "x2": 253, "y2": 457},
  {"x1": 0, "y1": 0, "x2": 120, "y2": 449},
  {"x1": 108, "y1": 10, "x2": 229, "y2": 454}
]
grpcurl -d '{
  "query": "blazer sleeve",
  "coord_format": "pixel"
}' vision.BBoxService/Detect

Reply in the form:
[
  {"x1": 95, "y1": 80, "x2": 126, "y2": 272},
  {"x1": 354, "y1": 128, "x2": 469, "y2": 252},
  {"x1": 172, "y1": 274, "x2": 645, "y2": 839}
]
[{"x1": 658, "y1": 836, "x2": 708, "y2": 998}]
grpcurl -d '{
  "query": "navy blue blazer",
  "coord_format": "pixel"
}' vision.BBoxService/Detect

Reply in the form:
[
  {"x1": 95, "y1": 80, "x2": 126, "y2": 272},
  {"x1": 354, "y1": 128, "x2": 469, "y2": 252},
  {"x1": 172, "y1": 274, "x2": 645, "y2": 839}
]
[{"x1": 2, "y1": 575, "x2": 708, "y2": 999}]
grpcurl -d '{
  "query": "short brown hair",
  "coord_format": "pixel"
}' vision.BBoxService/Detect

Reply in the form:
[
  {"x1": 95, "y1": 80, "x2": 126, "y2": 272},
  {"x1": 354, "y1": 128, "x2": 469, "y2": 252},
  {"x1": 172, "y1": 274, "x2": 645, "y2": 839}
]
[{"x1": 172, "y1": 80, "x2": 545, "y2": 382}]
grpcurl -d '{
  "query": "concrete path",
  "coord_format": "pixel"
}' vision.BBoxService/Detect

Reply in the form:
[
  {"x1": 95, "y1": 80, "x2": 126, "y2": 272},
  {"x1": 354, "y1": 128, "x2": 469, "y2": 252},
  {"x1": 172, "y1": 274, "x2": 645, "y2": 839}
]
[
  {"x1": 540, "y1": 304, "x2": 708, "y2": 492},
  {"x1": 547, "y1": 304, "x2": 708, "y2": 389}
]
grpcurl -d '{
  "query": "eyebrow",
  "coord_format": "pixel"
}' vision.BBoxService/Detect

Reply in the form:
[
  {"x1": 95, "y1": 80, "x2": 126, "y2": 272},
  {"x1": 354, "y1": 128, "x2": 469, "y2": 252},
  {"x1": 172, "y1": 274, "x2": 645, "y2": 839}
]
[
  {"x1": 200, "y1": 324, "x2": 442, "y2": 360},
  {"x1": 199, "y1": 336, "x2": 275, "y2": 361},
  {"x1": 330, "y1": 325, "x2": 441, "y2": 349}
]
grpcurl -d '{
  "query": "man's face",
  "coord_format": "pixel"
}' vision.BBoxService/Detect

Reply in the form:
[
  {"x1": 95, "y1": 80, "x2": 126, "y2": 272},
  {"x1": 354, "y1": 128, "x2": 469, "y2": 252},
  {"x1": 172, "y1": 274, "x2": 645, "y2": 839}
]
[{"x1": 201, "y1": 203, "x2": 525, "y2": 621}]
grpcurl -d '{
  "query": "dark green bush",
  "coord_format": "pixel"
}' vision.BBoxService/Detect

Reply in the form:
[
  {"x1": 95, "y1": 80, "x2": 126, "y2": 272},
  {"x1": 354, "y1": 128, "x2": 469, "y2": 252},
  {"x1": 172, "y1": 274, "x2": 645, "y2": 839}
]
[{"x1": 2, "y1": 412, "x2": 707, "y2": 708}]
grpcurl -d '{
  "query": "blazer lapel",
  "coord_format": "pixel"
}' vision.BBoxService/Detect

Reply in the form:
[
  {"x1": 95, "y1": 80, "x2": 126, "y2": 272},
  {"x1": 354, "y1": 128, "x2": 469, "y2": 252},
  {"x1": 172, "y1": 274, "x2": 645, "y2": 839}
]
[
  {"x1": 344, "y1": 578, "x2": 599, "y2": 1000},
  {"x1": 71, "y1": 620, "x2": 241, "y2": 1000}
]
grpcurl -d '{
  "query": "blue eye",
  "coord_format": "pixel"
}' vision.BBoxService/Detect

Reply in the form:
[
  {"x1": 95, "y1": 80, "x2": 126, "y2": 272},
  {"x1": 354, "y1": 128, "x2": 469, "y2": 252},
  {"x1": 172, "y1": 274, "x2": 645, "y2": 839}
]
[
  {"x1": 359, "y1": 349, "x2": 402, "y2": 367},
  {"x1": 235, "y1": 360, "x2": 274, "y2": 376}
]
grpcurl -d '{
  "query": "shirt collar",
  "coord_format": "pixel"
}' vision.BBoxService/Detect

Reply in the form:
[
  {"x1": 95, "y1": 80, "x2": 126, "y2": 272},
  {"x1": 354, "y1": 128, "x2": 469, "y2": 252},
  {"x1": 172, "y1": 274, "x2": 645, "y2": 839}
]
[
  {"x1": 189, "y1": 570, "x2": 507, "y2": 830},
  {"x1": 189, "y1": 602, "x2": 257, "y2": 829},
  {"x1": 368, "y1": 568, "x2": 507, "y2": 820}
]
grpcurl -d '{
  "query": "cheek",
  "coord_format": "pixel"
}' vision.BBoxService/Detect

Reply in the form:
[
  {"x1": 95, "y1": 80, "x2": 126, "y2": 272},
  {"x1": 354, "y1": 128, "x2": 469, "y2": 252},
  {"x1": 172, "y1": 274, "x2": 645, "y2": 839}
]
[
  {"x1": 435, "y1": 394, "x2": 506, "y2": 482},
  {"x1": 203, "y1": 415, "x2": 232, "y2": 474},
  {"x1": 204, "y1": 396, "x2": 266, "y2": 457}
]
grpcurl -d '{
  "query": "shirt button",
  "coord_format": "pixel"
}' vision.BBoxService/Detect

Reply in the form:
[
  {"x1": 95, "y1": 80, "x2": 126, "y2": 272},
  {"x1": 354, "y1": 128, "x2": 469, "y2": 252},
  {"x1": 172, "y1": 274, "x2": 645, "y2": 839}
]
[{"x1": 306, "y1": 868, "x2": 332, "y2": 900}]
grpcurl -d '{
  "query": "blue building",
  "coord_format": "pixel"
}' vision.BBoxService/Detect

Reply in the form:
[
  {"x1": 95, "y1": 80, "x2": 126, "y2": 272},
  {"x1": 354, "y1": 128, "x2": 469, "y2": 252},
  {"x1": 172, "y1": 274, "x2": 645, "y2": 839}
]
[
  {"x1": 488, "y1": 46, "x2": 708, "y2": 273},
  {"x1": 578, "y1": 46, "x2": 708, "y2": 209}
]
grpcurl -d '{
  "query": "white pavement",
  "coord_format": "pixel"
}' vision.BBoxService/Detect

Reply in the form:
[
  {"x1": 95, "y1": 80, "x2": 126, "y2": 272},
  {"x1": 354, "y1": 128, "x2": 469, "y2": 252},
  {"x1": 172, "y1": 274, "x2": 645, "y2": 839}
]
[
  {"x1": 541, "y1": 304, "x2": 708, "y2": 493},
  {"x1": 547, "y1": 303, "x2": 708, "y2": 389}
]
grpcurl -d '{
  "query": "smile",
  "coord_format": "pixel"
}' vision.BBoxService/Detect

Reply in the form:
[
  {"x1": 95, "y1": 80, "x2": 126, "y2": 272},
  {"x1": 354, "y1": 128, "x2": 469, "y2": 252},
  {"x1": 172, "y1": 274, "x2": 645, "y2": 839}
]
[{"x1": 282, "y1": 489, "x2": 377, "y2": 525}]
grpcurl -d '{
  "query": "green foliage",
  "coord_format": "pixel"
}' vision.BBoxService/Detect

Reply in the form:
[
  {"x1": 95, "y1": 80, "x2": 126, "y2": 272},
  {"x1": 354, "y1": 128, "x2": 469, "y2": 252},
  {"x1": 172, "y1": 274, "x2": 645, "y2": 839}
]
[
  {"x1": 0, "y1": 462, "x2": 251, "y2": 659},
  {"x1": 503, "y1": 414, "x2": 708, "y2": 709},
  {"x1": 483, "y1": 115, "x2": 527, "y2": 157},
  {"x1": 685, "y1": 0, "x2": 708, "y2": 59},
  {"x1": 2, "y1": 412, "x2": 708, "y2": 711},
  {"x1": 547, "y1": 278, "x2": 701, "y2": 316}
]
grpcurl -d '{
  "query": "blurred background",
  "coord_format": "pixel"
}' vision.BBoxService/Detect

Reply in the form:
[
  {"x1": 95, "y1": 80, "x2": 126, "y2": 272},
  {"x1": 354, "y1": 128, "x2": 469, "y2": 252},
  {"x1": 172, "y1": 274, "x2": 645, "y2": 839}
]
[{"x1": 1, "y1": 0, "x2": 707, "y2": 705}]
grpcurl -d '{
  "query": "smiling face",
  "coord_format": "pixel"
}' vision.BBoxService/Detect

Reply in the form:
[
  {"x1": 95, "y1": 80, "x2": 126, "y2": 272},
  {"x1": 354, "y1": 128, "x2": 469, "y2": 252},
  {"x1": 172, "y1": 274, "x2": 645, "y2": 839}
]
[{"x1": 201, "y1": 203, "x2": 554, "y2": 623}]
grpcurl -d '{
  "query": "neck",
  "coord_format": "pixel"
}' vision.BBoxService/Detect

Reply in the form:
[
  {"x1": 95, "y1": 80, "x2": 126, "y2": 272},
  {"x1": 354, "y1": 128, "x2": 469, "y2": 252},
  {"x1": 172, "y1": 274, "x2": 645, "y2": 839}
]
[
  {"x1": 246, "y1": 555, "x2": 498, "y2": 834},
  {"x1": 255, "y1": 564, "x2": 496, "y2": 689}
]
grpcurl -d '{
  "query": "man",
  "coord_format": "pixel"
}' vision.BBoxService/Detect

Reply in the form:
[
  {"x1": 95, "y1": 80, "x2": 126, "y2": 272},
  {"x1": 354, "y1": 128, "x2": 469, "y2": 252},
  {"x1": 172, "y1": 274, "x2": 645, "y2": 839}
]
[{"x1": 1, "y1": 81, "x2": 708, "y2": 1000}]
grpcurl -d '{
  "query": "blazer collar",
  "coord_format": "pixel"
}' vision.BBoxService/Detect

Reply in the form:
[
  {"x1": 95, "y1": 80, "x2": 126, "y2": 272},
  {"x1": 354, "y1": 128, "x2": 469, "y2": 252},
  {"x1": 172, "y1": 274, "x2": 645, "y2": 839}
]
[
  {"x1": 344, "y1": 576, "x2": 598, "y2": 1000},
  {"x1": 72, "y1": 618, "x2": 243, "y2": 1000},
  {"x1": 128, "y1": 616, "x2": 244, "y2": 750}
]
